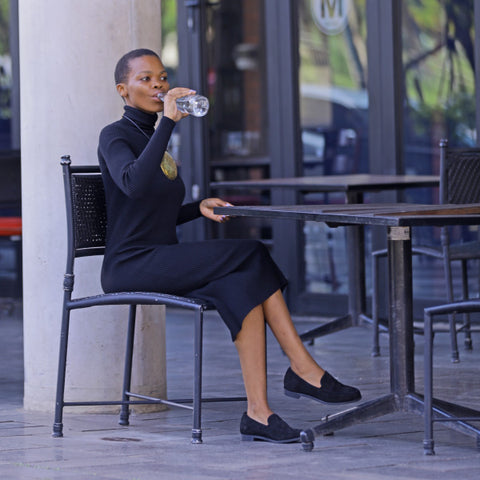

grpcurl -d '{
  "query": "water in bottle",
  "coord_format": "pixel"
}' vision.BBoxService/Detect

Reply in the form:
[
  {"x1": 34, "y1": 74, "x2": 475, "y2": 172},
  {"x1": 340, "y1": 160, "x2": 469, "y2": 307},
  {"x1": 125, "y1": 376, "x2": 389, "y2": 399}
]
[{"x1": 157, "y1": 92, "x2": 209, "y2": 117}]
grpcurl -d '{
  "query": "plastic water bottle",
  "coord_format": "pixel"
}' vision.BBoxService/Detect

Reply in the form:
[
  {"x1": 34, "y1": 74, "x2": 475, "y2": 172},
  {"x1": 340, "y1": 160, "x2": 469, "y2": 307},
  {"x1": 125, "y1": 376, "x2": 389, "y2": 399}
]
[{"x1": 157, "y1": 92, "x2": 209, "y2": 117}]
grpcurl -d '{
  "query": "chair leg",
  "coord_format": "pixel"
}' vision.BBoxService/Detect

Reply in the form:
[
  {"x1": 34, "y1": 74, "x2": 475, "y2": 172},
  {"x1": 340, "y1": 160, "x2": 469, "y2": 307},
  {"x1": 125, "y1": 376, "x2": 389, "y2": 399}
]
[
  {"x1": 119, "y1": 305, "x2": 137, "y2": 426},
  {"x1": 423, "y1": 309, "x2": 435, "y2": 455},
  {"x1": 372, "y1": 252, "x2": 381, "y2": 357},
  {"x1": 192, "y1": 307, "x2": 204, "y2": 444},
  {"x1": 460, "y1": 260, "x2": 473, "y2": 350},
  {"x1": 444, "y1": 255, "x2": 460, "y2": 362},
  {"x1": 52, "y1": 305, "x2": 71, "y2": 438}
]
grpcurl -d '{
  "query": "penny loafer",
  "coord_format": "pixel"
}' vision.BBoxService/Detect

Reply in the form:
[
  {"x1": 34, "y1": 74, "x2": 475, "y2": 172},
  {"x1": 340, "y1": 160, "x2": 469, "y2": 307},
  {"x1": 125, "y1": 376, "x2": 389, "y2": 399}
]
[
  {"x1": 240, "y1": 412, "x2": 301, "y2": 443},
  {"x1": 284, "y1": 367, "x2": 361, "y2": 404}
]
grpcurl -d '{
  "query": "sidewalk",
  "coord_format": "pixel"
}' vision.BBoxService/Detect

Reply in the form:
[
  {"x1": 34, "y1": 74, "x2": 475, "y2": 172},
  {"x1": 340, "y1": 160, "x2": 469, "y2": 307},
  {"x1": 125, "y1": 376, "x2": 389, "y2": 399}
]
[{"x1": 1, "y1": 303, "x2": 479, "y2": 480}]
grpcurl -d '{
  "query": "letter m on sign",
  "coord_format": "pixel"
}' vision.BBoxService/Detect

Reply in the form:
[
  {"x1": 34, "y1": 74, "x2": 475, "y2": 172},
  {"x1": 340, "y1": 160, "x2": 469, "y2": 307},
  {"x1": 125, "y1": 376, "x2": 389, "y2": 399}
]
[{"x1": 321, "y1": 0, "x2": 343, "y2": 18}]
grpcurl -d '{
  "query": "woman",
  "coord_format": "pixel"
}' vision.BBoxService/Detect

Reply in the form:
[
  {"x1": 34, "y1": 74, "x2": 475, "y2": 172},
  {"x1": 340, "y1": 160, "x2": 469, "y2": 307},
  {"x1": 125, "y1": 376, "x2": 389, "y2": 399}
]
[{"x1": 98, "y1": 48, "x2": 361, "y2": 444}]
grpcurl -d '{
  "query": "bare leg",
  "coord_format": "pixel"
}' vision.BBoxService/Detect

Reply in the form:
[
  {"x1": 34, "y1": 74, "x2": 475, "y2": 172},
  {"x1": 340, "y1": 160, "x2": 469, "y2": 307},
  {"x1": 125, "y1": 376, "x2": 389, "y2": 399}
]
[
  {"x1": 234, "y1": 304, "x2": 273, "y2": 425},
  {"x1": 263, "y1": 289, "x2": 325, "y2": 387},
  {"x1": 235, "y1": 289, "x2": 327, "y2": 425},
  {"x1": 236, "y1": 289, "x2": 359, "y2": 426}
]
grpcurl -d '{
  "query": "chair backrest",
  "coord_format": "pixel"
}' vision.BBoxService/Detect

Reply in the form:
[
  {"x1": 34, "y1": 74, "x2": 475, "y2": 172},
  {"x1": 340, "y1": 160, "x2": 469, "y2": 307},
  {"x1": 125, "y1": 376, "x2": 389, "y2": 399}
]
[
  {"x1": 61, "y1": 156, "x2": 107, "y2": 264},
  {"x1": 440, "y1": 139, "x2": 480, "y2": 204}
]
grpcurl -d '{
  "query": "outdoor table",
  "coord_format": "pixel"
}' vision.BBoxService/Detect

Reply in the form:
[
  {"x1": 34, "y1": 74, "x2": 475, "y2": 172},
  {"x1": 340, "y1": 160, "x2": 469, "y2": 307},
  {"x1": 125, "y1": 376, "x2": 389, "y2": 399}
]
[
  {"x1": 214, "y1": 202, "x2": 480, "y2": 451},
  {"x1": 211, "y1": 174, "x2": 439, "y2": 197},
  {"x1": 211, "y1": 174, "x2": 439, "y2": 341}
]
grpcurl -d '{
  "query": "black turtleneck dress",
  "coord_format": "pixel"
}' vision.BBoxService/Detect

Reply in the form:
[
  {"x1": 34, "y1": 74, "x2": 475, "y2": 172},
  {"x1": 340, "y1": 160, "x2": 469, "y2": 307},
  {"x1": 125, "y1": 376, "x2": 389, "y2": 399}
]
[{"x1": 98, "y1": 106, "x2": 287, "y2": 341}]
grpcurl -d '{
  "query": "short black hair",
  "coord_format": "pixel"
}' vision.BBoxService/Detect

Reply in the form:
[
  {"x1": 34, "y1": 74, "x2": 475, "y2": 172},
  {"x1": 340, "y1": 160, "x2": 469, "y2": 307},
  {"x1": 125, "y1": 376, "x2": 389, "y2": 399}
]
[{"x1": 114, "y1": 48, "x2": 160, "y2": 85}]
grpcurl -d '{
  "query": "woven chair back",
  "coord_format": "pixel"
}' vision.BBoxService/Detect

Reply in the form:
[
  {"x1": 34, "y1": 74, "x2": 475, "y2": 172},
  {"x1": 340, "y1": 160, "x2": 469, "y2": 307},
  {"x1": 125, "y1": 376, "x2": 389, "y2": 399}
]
[
  {"x1": 442, "y1": 143, "x2": 480, "y2": 204},
  {"x1": 70, "y1": 174, "x2": 107, "y2": 252}
]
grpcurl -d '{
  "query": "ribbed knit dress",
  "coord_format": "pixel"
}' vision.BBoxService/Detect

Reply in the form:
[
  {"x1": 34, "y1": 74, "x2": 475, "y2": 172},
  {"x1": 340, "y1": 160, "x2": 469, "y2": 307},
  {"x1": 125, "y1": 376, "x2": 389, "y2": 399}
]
[{"x1": 97, "y1": 106, "x2": 287, "y2": 341}]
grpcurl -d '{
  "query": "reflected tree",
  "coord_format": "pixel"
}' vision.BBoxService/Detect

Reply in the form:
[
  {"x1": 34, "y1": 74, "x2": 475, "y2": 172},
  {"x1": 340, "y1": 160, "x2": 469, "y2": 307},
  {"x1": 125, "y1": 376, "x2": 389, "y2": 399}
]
[{"x1": 403, "y1": 0, "x2": 475, "y2": 148}]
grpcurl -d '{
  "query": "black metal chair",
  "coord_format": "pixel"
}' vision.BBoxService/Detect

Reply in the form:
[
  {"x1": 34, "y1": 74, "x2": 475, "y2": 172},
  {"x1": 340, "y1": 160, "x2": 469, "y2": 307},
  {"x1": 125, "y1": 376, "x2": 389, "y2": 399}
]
[
  {"x1": 372, "y1": 139, "x2": 480, "y2": 361},
  {"x1": 423, "y1": 300, "x2": 480, "y2": 455},
  {"x1": 53, "y1": 155, "x2": 246, "y2": 444}
]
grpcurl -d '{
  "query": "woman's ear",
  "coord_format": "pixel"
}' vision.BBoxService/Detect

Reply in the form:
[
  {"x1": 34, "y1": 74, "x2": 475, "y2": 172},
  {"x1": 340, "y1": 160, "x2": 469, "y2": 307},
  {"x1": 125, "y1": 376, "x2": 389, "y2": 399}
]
[{"x1": 116, "y1": 83, "x2": 127, "y2": 101}]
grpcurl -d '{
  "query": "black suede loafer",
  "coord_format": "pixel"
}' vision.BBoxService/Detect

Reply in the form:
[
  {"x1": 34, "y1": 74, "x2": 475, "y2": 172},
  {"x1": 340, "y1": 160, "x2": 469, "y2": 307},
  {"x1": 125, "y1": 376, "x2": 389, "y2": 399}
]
[
  {"x1": 240, "y1": 412, "x2": 301, "y2": 443},
  {"x1": 284, "y1": 367, "x2": 361, "y2": 404}
]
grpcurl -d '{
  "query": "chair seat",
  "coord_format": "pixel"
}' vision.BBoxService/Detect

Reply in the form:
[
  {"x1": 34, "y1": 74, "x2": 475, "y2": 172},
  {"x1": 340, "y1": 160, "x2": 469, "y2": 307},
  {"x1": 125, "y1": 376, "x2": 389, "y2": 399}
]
[{"x1": 67, "y1": 291, "x2": 215, "y2": 311}]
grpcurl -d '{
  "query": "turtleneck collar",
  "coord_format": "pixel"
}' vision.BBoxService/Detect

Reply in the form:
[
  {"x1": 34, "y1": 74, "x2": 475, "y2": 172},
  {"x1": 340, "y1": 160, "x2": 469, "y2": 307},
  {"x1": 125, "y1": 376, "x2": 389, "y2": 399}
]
[{"x1": 123, "y1": 105, "x2": 158, "y2": 130}]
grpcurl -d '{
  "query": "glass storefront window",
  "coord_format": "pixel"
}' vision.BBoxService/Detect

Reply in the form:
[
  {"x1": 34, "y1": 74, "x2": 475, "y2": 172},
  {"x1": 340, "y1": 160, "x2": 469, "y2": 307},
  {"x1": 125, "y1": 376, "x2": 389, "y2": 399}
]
[
  {"x1": 402, "y1": 0, "x2": 477, "y2": 300},
  {"x1": 298, "y1": 0, "x2": 368, "y2": 294},
  {"x1": 165, "y1": 0, "x2": 271, "y2": 244},
  {"x1": 403, "y1": 0, "x2": 476, "y2": 181},
  {"x1": 161, "y1": 1, "x2": 180, "y2": 160},
  {"x1": 0, "y1": 0, "x2": 19, "y2": 218},
  {"x1": 0, "y1": 0, "x2": 13, "y2": 149},
  {"x1": 299, "y1": 0, "x2": 368, "y2": 177},
  {"x1": 0, "y1": 0, "x2": 20, "y2": 299},
  {"x1": 161, "y1": 0, "x2": 179, "y2": 82},
  {"x1": 206, "y1": 0, "x2": 268, "y2": 167},
  {"x1": 206, "y1": 0, "x2": 272, "y2": 242}
]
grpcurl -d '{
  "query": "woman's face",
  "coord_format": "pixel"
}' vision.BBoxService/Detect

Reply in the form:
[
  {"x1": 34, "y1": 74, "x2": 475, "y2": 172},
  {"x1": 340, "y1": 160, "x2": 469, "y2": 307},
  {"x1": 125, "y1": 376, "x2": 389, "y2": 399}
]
[{"x1": 117, "y1": 55, "x2": 170, "y2": 114}]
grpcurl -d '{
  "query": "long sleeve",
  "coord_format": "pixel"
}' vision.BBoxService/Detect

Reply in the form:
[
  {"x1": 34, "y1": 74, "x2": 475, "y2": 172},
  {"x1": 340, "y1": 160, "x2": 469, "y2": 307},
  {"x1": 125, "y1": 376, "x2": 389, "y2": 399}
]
[
  {"x1": 177, "y1": 201, "x2": 202, "y2": 224},
  {"x1": 98, "y1": 106, "x2": 203, "y2": 250},
  {"x1": 99, "y1": 115, "x2": 176, "y2": 199}
]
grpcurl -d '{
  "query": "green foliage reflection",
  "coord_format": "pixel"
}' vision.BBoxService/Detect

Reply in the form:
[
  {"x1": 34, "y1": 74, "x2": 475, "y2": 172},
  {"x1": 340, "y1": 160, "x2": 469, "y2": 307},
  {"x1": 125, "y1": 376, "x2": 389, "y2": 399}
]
[{"x1": 404, "y1": 0, "x2": 475, "y2": 146}]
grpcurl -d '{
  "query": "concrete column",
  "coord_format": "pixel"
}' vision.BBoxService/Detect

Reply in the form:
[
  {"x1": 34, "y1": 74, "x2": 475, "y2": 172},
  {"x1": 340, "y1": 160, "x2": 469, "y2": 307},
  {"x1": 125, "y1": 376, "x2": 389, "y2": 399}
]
[{"x1": 19, "y1": 0, "x2": 167, "y2": 412}]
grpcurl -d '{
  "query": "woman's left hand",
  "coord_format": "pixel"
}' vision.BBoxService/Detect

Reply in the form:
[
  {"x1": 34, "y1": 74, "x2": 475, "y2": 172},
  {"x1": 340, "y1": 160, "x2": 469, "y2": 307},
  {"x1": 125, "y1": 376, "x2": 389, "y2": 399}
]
[
  {"x1": 162, "y1": 87, "x2": 195, "y2": 122},
  {"x1": 200, "y1": 198, "x2": 234, "y2": 223}
]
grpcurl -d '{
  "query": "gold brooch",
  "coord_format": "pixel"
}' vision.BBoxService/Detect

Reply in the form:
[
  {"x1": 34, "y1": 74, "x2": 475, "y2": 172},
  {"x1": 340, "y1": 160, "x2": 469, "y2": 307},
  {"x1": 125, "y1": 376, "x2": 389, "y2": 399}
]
[{"x1": 160, "y1": 151, "x2": 178, "y2": 180}]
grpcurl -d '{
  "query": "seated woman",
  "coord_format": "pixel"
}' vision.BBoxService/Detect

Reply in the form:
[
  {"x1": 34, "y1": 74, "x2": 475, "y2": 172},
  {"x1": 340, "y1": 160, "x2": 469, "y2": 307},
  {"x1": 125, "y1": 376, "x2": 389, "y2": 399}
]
[{"x1": 98, "y1": 48, "x2": 361, "y2": 444}]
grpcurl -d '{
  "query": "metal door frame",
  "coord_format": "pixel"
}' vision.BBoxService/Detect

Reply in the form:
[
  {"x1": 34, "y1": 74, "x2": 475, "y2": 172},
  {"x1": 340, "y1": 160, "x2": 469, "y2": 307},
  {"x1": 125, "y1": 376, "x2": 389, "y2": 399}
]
[{"x1": 176, "y1": 0, "x2": 211, "y2": 242}]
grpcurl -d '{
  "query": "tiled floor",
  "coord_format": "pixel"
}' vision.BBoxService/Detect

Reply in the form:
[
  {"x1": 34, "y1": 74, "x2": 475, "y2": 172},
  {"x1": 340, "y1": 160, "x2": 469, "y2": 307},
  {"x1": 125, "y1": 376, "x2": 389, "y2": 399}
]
[{"x1": 1, "y1": 302, "x2": 480, "y2": 480}]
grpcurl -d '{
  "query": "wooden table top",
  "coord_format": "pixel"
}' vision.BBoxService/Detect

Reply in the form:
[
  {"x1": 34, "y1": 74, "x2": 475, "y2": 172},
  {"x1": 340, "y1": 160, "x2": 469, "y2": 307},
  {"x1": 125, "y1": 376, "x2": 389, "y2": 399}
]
[{"x1": 214, "y1": 203, "x2": 480, "y2": 228}]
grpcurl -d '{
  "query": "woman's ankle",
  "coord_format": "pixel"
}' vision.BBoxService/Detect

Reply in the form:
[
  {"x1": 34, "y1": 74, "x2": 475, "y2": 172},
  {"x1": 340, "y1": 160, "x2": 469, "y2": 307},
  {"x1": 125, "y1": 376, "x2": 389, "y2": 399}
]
[
  {"x1": 246, "y1": 406, "x2": 274, "y2": 425},
  {"x1": 289, "y1": 364, "x2": 325, "y2": 388}
]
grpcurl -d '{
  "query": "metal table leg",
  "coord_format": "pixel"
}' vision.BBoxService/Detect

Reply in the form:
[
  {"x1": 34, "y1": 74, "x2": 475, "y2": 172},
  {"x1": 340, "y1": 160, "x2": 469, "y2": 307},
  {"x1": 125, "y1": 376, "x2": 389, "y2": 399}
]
[
  {"x1": 346, "y1": 192, "x2": 366, "y2": 326},
  {"x1": 387, "y1": 227, "x2": 415, "y2": 396},
  {"x1": 301, "y1": 226, "x2": 413, "y2": 451}
]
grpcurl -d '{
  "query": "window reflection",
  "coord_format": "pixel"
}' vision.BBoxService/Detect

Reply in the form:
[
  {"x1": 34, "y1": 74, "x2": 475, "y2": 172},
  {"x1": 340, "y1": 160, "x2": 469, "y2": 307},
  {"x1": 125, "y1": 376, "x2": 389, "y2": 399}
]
[
  {"x1": 207, "y1": 0, "x2": 267, "y2": 164},
  {"x1": 206, "y1": 0, "x2": 271, "y2": 242},
  {"x1": 0, "y1": 0, "x2": 13, "y2": 149},
  {"x1": 298, "y1": 0, "x2": 368, "y2": 295},
  {"x1": 402, "y1": 0, "x2": 478, "y2": 301},
  {"x1": 299, "y1": 0, "x2": 368, "y2": 177},
  {"x1": 403, "y1": 0, "x2": 476, "y2": 181}
]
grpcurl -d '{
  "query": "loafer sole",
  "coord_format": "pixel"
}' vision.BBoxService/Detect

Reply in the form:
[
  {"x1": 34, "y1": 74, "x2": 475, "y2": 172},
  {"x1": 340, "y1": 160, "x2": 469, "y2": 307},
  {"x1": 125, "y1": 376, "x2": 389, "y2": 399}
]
[
  {"x1": 241, "y1": 433, "x2": 300, "y2": 444},
  {"x1": 284, "y1": 388, "x2": 361, "y2": 405}
]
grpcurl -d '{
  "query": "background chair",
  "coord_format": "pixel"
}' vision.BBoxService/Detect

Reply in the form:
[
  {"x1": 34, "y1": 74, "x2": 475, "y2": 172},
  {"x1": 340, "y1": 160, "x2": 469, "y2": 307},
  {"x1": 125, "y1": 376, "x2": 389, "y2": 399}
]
[
  {"x1": 423, "y1": 300, "x2": 480, "y2": 455},
  {"x1": 53, "y1": 156, "x2": 246, "y2": 444},
  {"x1": 372, "y1": 139, "x2": 480, "y2": 361}
]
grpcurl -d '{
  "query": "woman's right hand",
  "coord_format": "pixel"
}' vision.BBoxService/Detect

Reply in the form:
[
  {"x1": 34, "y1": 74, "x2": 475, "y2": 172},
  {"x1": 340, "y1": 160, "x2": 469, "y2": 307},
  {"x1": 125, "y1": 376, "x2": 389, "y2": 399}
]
[{"x1": 162, "y1": 87, "x2": 196, "y2": 122}]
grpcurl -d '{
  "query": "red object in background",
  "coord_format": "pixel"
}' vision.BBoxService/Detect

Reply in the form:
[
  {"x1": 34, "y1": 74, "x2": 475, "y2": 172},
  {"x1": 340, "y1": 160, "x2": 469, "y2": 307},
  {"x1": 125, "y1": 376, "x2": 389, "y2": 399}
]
[{"x1": 0, "y1": 217, "x2": 22, "y2": 236}]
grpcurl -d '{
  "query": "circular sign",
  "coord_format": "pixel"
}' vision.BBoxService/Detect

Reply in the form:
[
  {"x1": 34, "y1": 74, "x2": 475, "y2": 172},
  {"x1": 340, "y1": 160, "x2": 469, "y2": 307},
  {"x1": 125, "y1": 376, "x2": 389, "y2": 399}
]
[{"x1": 311, "y1": 0, "x2": 351, "y2": 36}]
